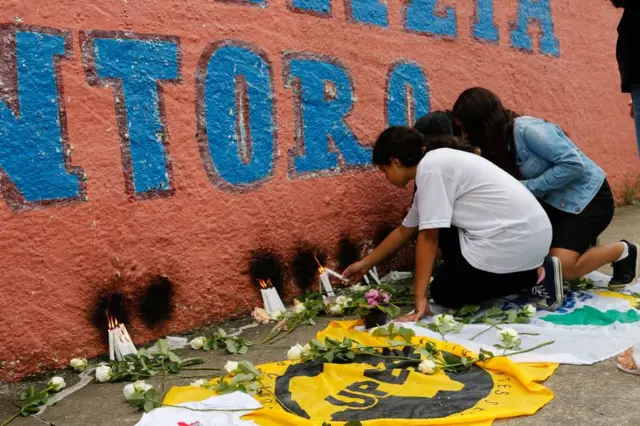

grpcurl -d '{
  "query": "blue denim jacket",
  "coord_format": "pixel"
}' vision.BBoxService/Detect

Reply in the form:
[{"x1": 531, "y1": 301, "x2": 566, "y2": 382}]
[{"x1": 514, "y1": 116, "x2": 605, "y2": 214}]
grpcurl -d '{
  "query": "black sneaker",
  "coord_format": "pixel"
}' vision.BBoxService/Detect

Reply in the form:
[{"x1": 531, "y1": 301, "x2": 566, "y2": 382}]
[
  {"x1": 609, "y1": 241, "x2": 639, "y2": 290},
  {"x1": 531, "y1": 256, "x2": 564, "y2": 311}
]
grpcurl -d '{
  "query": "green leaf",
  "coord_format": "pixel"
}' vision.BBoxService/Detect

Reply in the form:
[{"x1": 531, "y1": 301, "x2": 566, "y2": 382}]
[
  {"x1": 324, "y1": 351, "x2": 335, "y2": 363},
  {"x1": 217, "y1": 328, "x2": 227, "y2": 338},
  {"x1": 388, "y1": 339, "x2": 406, "y2": 347},
  {"x1": 238, "y1": 345, "x2": 248, "y2": 355},
  {"x1": 506, "y1": 311, "x2": 518, "y2": 323},
  {"x1": 143, "y1": 400, "x2": 155, "y2": 413},
  {"x1": 398, "y1": 327, "x2": 416, "y2": 343},
  {"x1": 457, "y1": 305, "x2": 480, "y2": 317},
  {"x1": 485, "y1": 307, "x2": 504, "y2": 318},
  {"x1": 230, "y1": 373, "x2": 254, "y2": 385},
  {"x1": 371, "y1": 327, "x2": 387, "y2": 337},
  {"x1": 156, "y1": 339, "x2": 170, "y2": 355},
  {"x1": 168, "y1": 353, "x2": 182, "y2": 364},
  {"x1": 226, "y1": 339, "x2": 240, "y2": 354},
  {"x1": 345, "y1": 422, "x2": 364, "y2": 426}
]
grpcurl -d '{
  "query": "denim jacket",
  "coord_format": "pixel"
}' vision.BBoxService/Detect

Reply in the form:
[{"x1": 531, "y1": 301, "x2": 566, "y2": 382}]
[{"x1": 513, "y1": 116, "x2": 605, "y2": 214}]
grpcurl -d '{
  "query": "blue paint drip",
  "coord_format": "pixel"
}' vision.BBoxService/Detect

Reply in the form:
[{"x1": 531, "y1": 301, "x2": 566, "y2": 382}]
[
  {"x1": 291, "y1": 0, "x2": 330, "y2": 14},
  {"x1": 93, "y1": 37, "x2": 178, "y2": 194},
  {"x1": 350, "y1": 0, "x2": 388, "y2": 27},
  {"x1": 387, "y1": 62, "x2": 430, "y2": 127},
  {"x1": 287, "y1": 58, "x2": 371, "y2": 174},
  {"x1": 474, "y1": 0, "x2": 499, "y2": 42},
  {"x1": 510, "y1": 0, "x2": 560, "y2": 57},
  {"x1": 202, "y1": 45, "x2": 275, "y2": 186},
  {"x1": 405, "y1": 0, "x2": 457, "y2": 37},
  {"x1": 0, "y1": 31, "x2": 80, "y2": 202}
]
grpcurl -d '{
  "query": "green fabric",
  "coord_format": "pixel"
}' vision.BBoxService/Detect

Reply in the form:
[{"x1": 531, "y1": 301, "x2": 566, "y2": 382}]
[{"x1": 541, "y1": 306, "x2": 640, "y2": 326}]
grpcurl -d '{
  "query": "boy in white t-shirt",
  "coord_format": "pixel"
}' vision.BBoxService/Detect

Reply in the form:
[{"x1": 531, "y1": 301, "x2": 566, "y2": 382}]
[{"x1": 343, "y1": 127, "x2": 564, "y2": 321}]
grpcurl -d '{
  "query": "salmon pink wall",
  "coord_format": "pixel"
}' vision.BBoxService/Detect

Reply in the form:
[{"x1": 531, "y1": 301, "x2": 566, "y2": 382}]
[{"x1": 0, "y1": 0, "x2": 638, "y2": 380}]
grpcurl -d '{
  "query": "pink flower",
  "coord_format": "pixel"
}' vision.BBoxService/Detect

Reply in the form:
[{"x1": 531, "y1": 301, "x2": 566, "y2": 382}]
[
  {"x1": 381, "y1": 292, "x2": 391, "y2": 304},
  {"x1": 365, "y1": 289, "x2": 379, "y2": 300},
  {"x1": 368, "y1": 299, "x2": 379, "y2": 307}
]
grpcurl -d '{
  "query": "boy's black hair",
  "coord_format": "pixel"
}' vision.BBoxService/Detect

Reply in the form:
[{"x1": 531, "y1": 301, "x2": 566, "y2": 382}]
[{"x1": 372, "y1": 126, "x2": 475, "y2": 167}]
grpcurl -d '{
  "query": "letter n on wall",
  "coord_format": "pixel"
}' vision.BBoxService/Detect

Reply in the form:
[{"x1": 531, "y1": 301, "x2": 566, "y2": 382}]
[
  {"x1": 80, "y1": 31, "x2": 181, "y2": 199},
  {"x1": 0, "y1": 25, "x2": 86, "y2": 211}
]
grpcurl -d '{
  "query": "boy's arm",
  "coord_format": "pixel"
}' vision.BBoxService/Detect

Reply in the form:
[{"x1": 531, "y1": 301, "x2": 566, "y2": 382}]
[{"x1": 397, "y1": 228, "x2": 438, "y2": 322}]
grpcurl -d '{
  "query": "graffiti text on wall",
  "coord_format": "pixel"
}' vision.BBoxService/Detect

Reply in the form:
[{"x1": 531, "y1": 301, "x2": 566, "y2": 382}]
[{"x1": 0, "y1": 0, "x2": 559, "y2": 210}]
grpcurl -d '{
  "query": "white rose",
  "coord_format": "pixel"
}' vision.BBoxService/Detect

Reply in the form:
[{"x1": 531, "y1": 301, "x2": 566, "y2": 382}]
[
  {"x1": 350, "y1": 284, "x2": 367, "y2": 293},
  {"x1": 523, "y1": 304, "x2": 537, "y2": 318},
  {"x1": 287, "y1": 344, "x2": 304, "y2": 361},
  {"x1": 224, "y1": 361, "x2": 239, "y2": 374},
  {"x1": 418, "y1": 359, "x2": 437, "y2": 375},
  {"x1": 95, "y1": 365, "x2": 112, "y2": 383},
  {"x1": 190, "y1": 379, "x2": 208, "y2": 388},
  {"x1": 270, "y1": 309, "x2": 285, "y2": 320},
  {"x1": 434, "y1": 314, "x2": 456, "y2": 327},
  {"x1": 498, "y1": 327, "x2": 519, "y2": 342},
  {"x1": 335, "y1": 295, "x2": 348, "y2": 306},
  {"x1": 133, "y1": 380, "x2": 153, "y2": 393},
  {"x1": 302, "y1": 343, "x2": 312, "y2": 355},
  {"x1": 292, "y1": 300, "x2": 306, "y2": 314},
  {"x1": 190, "y1": 336, "x2": 205, "y2": 350},
  {"x1": 123, "y1": 383, "x2": 136, "y2": 401},
  {"x1": 48, "y1": 376, "x2": 66, "y2": 392},
  {"x1": 329, "y1": 304, "x2": 343, "y2": 315},
  {"x1": 69, "y1": 358, "x2": 87, "y2": 372}
]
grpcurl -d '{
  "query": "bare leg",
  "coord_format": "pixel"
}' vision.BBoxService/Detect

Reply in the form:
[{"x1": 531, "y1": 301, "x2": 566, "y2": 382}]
[{"x1": 551, "y1": 243, "x2": 625, "y2": 281}]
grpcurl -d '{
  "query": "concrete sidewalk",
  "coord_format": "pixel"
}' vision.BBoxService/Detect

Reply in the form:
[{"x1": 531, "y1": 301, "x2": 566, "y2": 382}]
[{"x1": 2, "y1": 206, "x2": 640, "y2": 426}]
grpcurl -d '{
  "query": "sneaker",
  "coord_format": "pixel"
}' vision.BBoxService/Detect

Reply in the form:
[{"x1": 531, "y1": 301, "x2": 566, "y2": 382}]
[
  {"x1": 609, "y1": 241, "x2": 639, "y2": 289},
  {"x1": 531, "y1": 256, "x2": 564, "y2": 311}
]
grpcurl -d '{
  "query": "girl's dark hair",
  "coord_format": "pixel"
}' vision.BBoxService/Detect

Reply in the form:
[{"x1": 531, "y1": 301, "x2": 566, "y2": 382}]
[
  {"x1": 451, "y1": 87, "x2": 520, "y2": 179},
  {"x1": 414, "y1": 110, "x2": 460, "y2": 137},
  {"x1": 372, "y1": 126, "x2": 475, "y2": 167},
  {"x1": 611, "y1": 0, "x2": 626, "y2": 7}
]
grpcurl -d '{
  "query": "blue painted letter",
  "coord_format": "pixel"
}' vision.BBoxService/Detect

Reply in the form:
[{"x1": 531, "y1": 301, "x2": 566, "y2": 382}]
[
  {"x1": 387, "y1": 62, "x2": 430, "y2": 127},
  {"x1": 474, "y1": 0, "x2": 498, "y2": 42},
  {"x1": 285, "y1": 56, "x2": 370, "y2": 175},
  {"x1": 290, "y1": 0, "x2": 331, "y2": 15},
  {"x1": 405, "y1": 0, "x2": 457, "y2": 37},
  {"x1": 92, "y1": 36, "x2": 179, "y2": 195},
  {"x1": 510, "y1": 0, "x2": 559, "y2": 56},
  {"x1": 348, "y1": 0, "x2": 388, "y2": 27},
  {"x1": 0, "y1": 30, "x2": 82, "y2": 208},
  {"x1": 197, "y1": 43, "x2": 276, "y2": 188}
]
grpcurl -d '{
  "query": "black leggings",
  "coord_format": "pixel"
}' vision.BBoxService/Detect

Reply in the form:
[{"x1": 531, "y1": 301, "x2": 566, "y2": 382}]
[{"x1": 430, "y1": 227, "x2": 539, "y2": 309}]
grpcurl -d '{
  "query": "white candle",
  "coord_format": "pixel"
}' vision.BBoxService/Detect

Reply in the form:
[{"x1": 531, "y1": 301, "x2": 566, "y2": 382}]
[
  {"x1": 371, "y1": 266, "x2": 379, "y2": 281},
  {"x1": 261, "y1": 288, "x2": 273, "y2": 314},
  {"x1": 119, "y1": 324, "x2": 138, "y2": 354},
  {"x1": 108, "y1": 329, "x2": 115, "y2": 361},
  {"x1": 363, "y1": 274, "x2": 370, "y2": 285},
  {"x1": 369, "y1": 270, "x2": 381, "y2": 285},
  {"x1": 325, "y1": 268, "x2": 348, "y2": 282},
  {"x1": 268, "y1": 288, "x2": 286, "y2": 312},
  {"x1": 319, "y1": 271, "x2": 335, "y2": 297},
  {"x1": 113, "y1": 328, "x2": 124, "y2": 361}
]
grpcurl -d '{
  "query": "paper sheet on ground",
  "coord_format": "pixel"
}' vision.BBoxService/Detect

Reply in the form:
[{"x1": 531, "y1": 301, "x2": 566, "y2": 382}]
[
  {"x1": 164, "y1": 321, "x2": 555, "y2": 426},
  {"x1": 395, "y1": 272, "x2": 640, "y2": 365},
  {"x1": 135, "y1": 391, "x2": 261, "y2": 426}
]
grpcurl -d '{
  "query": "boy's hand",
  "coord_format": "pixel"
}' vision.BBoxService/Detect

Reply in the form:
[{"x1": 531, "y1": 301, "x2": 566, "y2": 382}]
[
  {"x1": 342, "y1": 260, "x2": 370, "y2": 284},
  {"x1": 396, "y1": 297, "x2": 432, "y2": 322}
]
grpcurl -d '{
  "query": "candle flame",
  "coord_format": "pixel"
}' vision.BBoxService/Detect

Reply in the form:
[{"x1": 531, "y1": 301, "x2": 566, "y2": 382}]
[
  {"x1": 314, "y1": 255, "x2": 325, "y2": 273},
  {"x1": 105, "y1": 310, "x2": 121, "y2": 330},
  {"x1": 258, "y1": 279, "x2": 273, "y2": 289}
]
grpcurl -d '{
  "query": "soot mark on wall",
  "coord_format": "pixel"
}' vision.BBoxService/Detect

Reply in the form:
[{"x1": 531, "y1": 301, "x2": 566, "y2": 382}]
[
  {"x1": 292, "y1": 243, "x2": 326, "y2": 291},
  {"x1": 138, "y1": 275, "x2": 175, "y2": 327},
  {"x1": 90, "y1": 290, "x2": 131, "y2": 332},
  {"x1": 337, "y1": 235, "x2": 360, "y2": 273},
  {"x1": 247, "y1": 248, "x2": 286, "y2": 292}
]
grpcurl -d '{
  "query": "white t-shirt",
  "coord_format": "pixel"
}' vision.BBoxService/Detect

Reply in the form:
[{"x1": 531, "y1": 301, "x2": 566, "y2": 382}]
[{"x1": 402, "y1": 148, "x2": 552, "y2": 274}]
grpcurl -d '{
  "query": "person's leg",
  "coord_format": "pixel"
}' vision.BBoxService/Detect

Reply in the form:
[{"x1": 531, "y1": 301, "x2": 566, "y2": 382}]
[
  {"x1": 544, "y1": 181, "x2": 636, "y2": 282},
  {"x1": 429, "y1": 227, "x2": 543, "y2": 308}
]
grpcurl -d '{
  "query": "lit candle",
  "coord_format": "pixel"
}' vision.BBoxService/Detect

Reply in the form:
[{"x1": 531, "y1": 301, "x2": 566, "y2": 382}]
[
  {"x1": 119, "y1": 323, "x2": 138, "y2": 355},
  {"x1": 325, "y1": 268, "x2": 348, "y2": 282},
  {"x1": 108, "y1": 328, "x2": 115, "y2": 361},
  {"x1": 319, "y1": 269, "x2": 335, "y2": 297}
]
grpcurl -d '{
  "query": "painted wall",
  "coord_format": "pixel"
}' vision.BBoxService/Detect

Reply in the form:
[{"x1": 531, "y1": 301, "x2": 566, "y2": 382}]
[{"x1": 0, "y1": 0, "x2": 637, "y2": 380}]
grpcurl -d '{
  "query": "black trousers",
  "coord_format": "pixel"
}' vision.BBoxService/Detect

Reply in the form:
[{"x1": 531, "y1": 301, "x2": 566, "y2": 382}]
[{"x1": 430, "y1": 227, "x2": 539, "y2": 309}]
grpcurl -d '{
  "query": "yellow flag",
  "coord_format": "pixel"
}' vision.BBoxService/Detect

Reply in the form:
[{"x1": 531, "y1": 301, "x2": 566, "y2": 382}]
[{"x1": 165, "y1": 321, "x2": 556, "y2": 425}]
